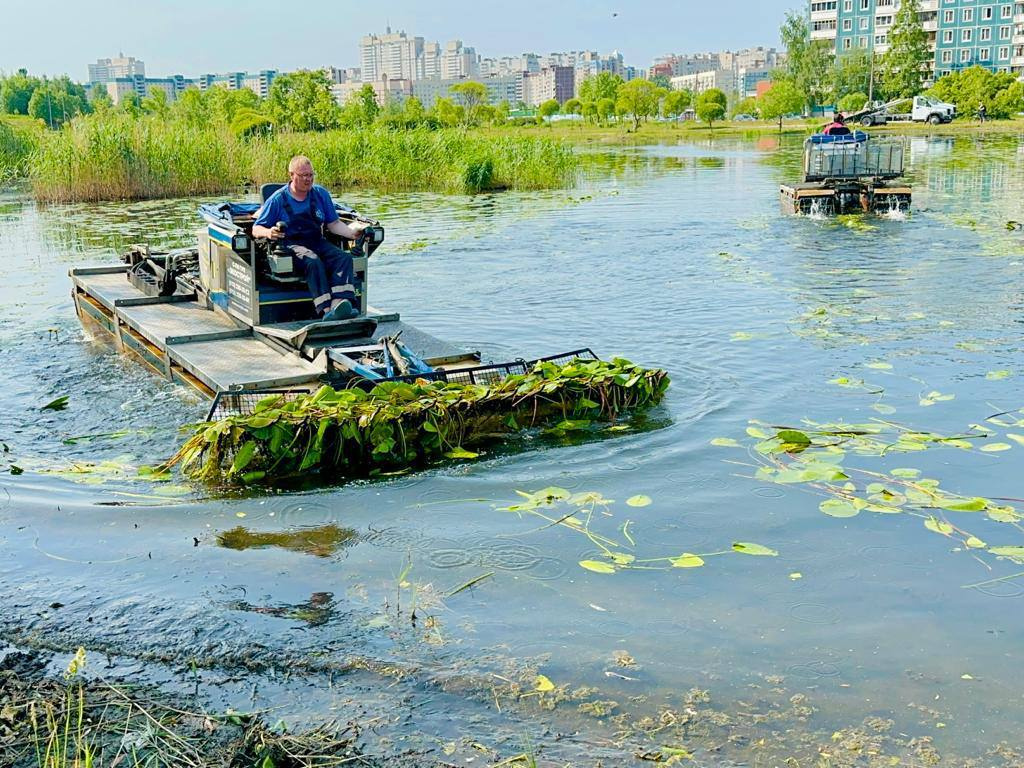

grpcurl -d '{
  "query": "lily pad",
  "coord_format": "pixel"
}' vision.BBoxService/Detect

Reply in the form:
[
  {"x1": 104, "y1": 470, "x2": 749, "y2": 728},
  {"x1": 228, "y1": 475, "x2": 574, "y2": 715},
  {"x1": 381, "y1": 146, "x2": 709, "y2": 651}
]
[
  {"x1": 579, "y1": 560, "x2": 616, "y2": 574},
  {"x1": 670, "y1": 553, "x2": 705, "y2": 568},
  {"x1": 710, "y1": 437, "x2": 740, "y2": 447},
  {"x1": 819, "y1": 499, "x2": 861, "y2": 518},
  {"x1": 924, "y1": 517, "x2": 954, "y2": 535},
  {"x1": 626, "y1": 494, "x2": 652, "y2": 507},
  {"x1": 732, "y1": 542, "x2": 778, "y2": 556},
  {"x1": 980, "y1": 443, "x2": 1012, "y2": 452}
]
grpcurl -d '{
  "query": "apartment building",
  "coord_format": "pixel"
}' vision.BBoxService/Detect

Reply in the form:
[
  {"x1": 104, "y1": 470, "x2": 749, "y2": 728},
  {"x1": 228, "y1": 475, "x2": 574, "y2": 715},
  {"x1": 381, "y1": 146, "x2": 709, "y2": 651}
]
[
  {"x1": 88, "y1": 55, "x2": 145, "y2": 82},
  {"x1": 669, "y1": 68, "x2": 738, "y2": 96},
  {"x1": 809, "y1": 0, "x2": 1024, "y2": 77},
  {"x1": 522, "y1": 66, "x2": 575, "y2": 106},
  {"x1": 197, "y1": 71, "x2": 278, "y2": 99},
  {"x1": 479, "y1": 53, "x2": 541, "y2": 78}
]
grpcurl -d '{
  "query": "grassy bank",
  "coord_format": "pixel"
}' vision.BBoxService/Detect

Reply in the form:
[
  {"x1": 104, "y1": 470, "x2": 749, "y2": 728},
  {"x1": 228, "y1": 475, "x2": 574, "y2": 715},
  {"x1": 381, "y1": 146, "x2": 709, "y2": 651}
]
[
  {"x1": 484, "y1": 116, "x2": 1024, "y2": 146},
  {"x1": 27, "y1": 114, "x2": 577, "y2": 202}
]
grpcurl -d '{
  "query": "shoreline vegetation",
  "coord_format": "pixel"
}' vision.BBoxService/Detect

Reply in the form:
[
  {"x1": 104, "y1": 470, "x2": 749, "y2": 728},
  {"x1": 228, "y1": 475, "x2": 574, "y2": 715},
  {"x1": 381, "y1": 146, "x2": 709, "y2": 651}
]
[
  {"x1": 1, "y1": 60, "x2": 1022, "y2": 202},
  {"x1": 19, "y1": 115, "x2": 578, "y2": 202},
  {"x1": 2, "y1": 47, "x2": 1023, "y2": 202},
  {"x1": 3, "y1": 112, "x2": 1022, "y2": 203}
]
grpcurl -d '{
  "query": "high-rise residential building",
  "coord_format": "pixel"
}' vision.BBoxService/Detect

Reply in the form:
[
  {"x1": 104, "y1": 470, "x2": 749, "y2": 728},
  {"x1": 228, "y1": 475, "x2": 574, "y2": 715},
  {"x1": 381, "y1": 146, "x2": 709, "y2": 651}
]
[
  {"x1": 479, "y1": 53, "x2": 541, "y2": 77},
  {"x1": 88, "y1": 54, "x2": 145, "y2": 82},
  {"x1": 440, "y1": 40, "x2": 481, "y2": 79},
  {"x1": 649, "y1": 53, "x2": 721, "y2": 79},
  {"x1": 657, "y1": 47, "x2": 780, "y2": 99},
  {"x1": 359, "y1": 28, "x2": 442, "y2": 81},
  {"x1": 522, "y1": 66, "x2": 575, "y2": 106},
  {"x1": 324, "y1": 66, "x2": 362, "y2": 83},
  {"x1": 809, "y1": 0, "x2": 1024, "y2": 79}
]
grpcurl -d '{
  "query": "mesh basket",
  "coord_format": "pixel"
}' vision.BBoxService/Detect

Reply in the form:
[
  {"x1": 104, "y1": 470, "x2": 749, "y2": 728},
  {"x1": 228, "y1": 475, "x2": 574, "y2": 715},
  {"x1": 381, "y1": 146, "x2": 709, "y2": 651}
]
[
  {"x1": 206, "y1": 350, "x2": 600, "y2": 418},
  {"x1": 374, "y1": 348, "x2": 599, "y2": 388},
  {"x1": 206, "y1": 389, "x2": 307, "y2": 421}
]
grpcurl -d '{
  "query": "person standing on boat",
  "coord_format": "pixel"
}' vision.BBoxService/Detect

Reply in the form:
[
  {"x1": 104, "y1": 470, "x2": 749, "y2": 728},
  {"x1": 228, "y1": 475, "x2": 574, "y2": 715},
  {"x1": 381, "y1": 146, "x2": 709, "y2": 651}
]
[{"x1": 252, "y1": 156, "x2": 366, "y2": 321}]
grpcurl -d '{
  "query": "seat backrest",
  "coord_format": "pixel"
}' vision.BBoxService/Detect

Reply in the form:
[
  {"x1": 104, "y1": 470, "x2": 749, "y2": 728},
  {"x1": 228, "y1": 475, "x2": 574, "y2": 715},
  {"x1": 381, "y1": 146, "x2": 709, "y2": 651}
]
[{"x1": 260, "y1": 182, "x2": 285, "y2": 202}]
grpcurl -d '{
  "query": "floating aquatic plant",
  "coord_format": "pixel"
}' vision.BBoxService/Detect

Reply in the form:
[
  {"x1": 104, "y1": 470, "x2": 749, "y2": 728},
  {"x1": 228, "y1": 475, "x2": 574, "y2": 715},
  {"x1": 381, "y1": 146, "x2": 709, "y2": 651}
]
[
  {"x1": 496, "y1": 486, "x2": 777, "y2": 575},
  {"x1": 162, "y1": 358, "x2": 669, "y2": 484},
  {"x1": 712, "y1": 409, "x2": 1024, "y2": 572}
]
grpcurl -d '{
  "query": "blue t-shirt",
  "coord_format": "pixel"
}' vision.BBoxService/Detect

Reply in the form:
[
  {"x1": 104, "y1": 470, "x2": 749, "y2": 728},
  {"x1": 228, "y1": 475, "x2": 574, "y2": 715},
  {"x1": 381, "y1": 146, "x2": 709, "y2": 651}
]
[{"x1": 253, "y1": 184, "x2": 340, "y2": 230}]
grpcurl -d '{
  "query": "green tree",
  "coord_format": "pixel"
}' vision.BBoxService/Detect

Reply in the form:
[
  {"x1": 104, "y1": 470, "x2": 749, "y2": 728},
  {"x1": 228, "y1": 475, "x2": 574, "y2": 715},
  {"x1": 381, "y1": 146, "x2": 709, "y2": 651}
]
[
  {"x1": 562, "y1": 97, "x2": 582, "y2": 115},
  {"x1": 207, "y1": 87, "x2": 261, "y2": 124},
  {"x1": 757, "y1": 79, "x2": 804, "y2": 131},
  {"x1": 119, "y1": 91, "x2": 142, "y2": 117},
  {"x1": 537, "y1": 98, "x2": 560, "y2": 124},
  {"x1": 662, "y1": 89, "x2": 692, "y2": 119},
  {"x1": 27, "y1": 78, "x2": 88, "y2": 127},
  {"x1": 833, "y1": 49, "x2": 873, "y2": 101},
  {"x1": 694, "y1": 88, "x2": 727, "y2": 128},
  {"x1": 650, "y1": 74, "x2": 671, "y2": 90},
  {"x1": 140, "y1": 87, "x2": 170, "y2": 118},
  {"x1": 578, "y1": 72, "x2": 624, "y2": 103},
  {"x1": 730, "y1": 96, "x2": 758, "y2": 118},
  {"x1": 838, "y1": 91, "x2": 869, "y2": 113},
  {"x1": 230, "y1": 108, "x2": 273, "y2": 137},
  {"x1": 494, "y1": 99, "x2": 510, "y2": 124},
  {"x1": 596, "y1": 97, "x2": 616, "y2": 124},
  {"x1": 930, "y1": 66, "x2": 1024, "y2": 119},
  {"x1": 449, "y1": 81, "x2": 489, "y2": 125},
  {"x1": 780, "y1": 11, "x2": 834, "y2": 112},
  {"x1": 879, "y1": 0, "x2": 930, "y2": 100},
  {"x1": 581, "y1": 100, "x2": 598, "y2": 122},
  {"x1": 170, "y1": 88, "x2": 206, "y2": 126},
  {"x1": 89, "y1": 83, "x2": 114, "y2": 113},
  {"x1": 403, "y1": 95, "x2": 427, "y2": 124},
  {"x1": 616, "y1": 78, "x2": 662, "y2": 130},
  {"x1": 0, "y1": 69, "x2": 40, "y2": 115},
  {"x1": 266, "y1": 70, "x2": 340, "y2": 131},
  {"x1": 432, "y1": 97, "x2": 464, "y2": 127}
]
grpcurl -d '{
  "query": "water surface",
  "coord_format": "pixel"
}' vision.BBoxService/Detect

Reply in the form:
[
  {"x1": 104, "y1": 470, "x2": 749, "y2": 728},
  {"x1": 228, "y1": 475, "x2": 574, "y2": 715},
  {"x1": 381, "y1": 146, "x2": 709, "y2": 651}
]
[{"x1": 2, "y1": 132, "x2": 1024, "y2": 765}]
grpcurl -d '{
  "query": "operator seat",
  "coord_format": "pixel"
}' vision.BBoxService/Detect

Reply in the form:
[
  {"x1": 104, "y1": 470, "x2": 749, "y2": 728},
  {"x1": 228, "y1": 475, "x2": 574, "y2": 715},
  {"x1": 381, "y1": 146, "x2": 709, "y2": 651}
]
[{"x1": 259, "y1": 182, "x2": 285, "y2": 202}]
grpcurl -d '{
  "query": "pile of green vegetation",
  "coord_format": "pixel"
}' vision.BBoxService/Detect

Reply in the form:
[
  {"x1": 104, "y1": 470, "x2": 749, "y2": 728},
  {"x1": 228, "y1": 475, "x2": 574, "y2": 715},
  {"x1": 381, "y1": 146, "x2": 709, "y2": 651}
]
[{"x1": 161, "y1": 358, "x2": 669, "y2": 484}]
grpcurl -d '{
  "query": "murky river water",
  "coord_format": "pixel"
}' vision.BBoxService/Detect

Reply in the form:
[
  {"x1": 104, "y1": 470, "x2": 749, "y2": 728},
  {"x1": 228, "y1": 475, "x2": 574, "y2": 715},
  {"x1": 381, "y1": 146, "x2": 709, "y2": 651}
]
[{"x1": 2, "y1": 133, "x2": 1024, "y2": 765}]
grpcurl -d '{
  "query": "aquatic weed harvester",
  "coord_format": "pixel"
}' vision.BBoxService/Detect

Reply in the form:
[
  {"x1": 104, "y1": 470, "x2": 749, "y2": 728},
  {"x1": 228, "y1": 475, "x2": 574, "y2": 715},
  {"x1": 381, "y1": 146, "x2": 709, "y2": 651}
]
[
  {"x1": 780, "y1": 131, "x2": 911, "y2": 215},
  {"x1": 70, "y1": 189, "x2": 668, "y2": 482}
]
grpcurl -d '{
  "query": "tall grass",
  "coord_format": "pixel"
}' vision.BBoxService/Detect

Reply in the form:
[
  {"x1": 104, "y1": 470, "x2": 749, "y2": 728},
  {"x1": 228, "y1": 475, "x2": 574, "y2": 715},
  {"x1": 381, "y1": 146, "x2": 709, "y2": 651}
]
[
  {"x1": 0, "y1": 115, "x2": 43, "y2": 184},
  {"x1": 32, "y1": 114, "x2": 241, "y2": 201},
  {"x1": 30, "y1": 115, "x2": 577, "y2": 202}
]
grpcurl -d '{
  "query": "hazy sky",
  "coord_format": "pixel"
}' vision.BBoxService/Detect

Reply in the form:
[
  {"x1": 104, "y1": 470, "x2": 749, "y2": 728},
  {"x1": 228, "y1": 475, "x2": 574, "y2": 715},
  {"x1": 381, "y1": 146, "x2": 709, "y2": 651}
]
[{"x1": 2, "y1": 0, "x2": 796, "y2": 80}]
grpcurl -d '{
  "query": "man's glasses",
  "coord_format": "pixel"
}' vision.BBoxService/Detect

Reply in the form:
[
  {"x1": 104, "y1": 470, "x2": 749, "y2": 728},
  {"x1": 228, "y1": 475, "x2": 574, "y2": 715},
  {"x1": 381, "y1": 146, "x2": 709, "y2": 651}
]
[{"x1": 291, "y1": 172, "x2": 314, "y2": 179}]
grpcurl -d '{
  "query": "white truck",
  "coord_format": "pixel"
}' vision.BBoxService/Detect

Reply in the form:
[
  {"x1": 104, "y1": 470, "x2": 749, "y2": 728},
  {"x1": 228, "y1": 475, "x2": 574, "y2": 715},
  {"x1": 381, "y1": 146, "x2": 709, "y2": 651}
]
[{"x1": 846, "y1": 95, "x2": 956, "y2": 126}]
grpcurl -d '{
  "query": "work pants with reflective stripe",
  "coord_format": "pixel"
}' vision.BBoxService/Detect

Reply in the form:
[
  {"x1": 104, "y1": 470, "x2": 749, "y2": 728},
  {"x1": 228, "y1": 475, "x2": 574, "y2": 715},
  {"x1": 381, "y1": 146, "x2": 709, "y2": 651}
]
[{"x1": 287, "y1": 239, "x2": 356, "y2": 316}]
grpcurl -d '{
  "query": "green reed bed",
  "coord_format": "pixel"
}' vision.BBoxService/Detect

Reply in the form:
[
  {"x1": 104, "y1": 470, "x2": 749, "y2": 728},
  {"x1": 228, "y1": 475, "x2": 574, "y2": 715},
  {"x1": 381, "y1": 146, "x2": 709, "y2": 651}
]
[
  {"x1": 30, "y1": 116, "x2": 578, "y2": 201},
  {"x1": 0, "y1": 117, "x2": 42, "y2": 184},
  {"x1": 31, "y1": 114, "x2": 242, "y2": 202},
  {"x1": 246, "y1": 126, "x2": 577, "y2": 194},
  {"x1": 161, "y1": 358, "x2": 668, "y2": 485}
]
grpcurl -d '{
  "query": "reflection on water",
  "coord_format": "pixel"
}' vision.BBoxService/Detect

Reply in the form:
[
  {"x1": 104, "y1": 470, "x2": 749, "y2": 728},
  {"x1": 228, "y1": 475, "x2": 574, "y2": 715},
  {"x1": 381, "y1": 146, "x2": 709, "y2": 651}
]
[
  {"x1": 2, "y1": 133, "x2": 1024, "y2": 763},
  {"x1": 216, "y1": 524, "x2": 357, "y2": 557}
]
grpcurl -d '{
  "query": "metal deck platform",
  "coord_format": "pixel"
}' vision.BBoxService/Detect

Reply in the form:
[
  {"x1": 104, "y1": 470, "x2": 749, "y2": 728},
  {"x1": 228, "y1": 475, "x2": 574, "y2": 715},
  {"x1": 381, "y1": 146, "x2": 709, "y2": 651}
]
[{"x1": 71, "y1": 266, "x2": 476, "y2": 396}]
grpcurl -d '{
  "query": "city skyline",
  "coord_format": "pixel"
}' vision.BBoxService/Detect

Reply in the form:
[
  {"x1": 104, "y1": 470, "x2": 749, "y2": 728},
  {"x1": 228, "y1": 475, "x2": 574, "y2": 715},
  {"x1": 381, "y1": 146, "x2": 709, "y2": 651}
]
[{"x1": 1, "y1": 0, "x2": 793, "y2": 80}]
